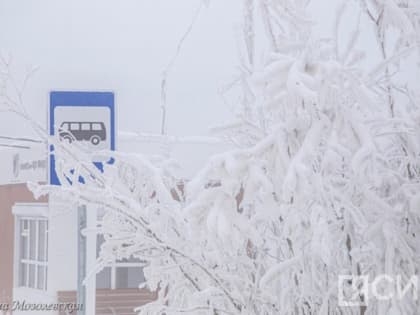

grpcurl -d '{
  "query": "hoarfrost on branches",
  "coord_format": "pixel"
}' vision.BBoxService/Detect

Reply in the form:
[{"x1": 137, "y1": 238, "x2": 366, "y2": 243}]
[{"x1": 3, "y1": 0, "x2": 420, "y2": 314}]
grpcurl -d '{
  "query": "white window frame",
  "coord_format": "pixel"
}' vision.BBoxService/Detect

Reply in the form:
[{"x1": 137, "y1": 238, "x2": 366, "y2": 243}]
[
  {"x1": 96, "y1": 235, "x2": 146, "y2": 290},
  {"x1": 13, "y1": 203, "x2": 48, "y2": 291}
]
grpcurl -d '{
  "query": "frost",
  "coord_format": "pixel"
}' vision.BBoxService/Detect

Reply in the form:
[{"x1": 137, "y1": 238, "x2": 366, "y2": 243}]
[{"x1": 2, "y1": 0, "x2": 420, "y2": 314}]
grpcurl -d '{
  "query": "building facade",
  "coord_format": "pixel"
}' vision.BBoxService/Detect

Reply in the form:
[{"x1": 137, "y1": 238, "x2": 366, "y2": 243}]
[
  {"x1": 0, "y1": 144, "x2": 156, "y2": 315},
  {"x1": 0, "y1": 133, "x2": 229, "y2": 315}
]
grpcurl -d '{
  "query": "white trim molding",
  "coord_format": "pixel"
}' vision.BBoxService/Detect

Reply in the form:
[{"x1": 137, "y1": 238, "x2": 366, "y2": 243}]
[{"x1": 12, "y1": 203, "x2": 48, "y2": 218}]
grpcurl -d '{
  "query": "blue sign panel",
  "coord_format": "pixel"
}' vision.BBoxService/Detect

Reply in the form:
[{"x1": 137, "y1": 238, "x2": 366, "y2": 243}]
[{"x1": 49, "y1": 91, "x2": 115, "y2": 185}]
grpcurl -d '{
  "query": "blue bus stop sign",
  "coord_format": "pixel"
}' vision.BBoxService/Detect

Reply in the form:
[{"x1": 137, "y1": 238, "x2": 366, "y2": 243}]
[{"x1": 49, "y1": 91, "x2": 115, "y2": 185}]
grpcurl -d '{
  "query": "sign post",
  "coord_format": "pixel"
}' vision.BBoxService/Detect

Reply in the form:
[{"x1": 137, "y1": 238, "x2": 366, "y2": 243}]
[
  {"x1": 77, "y1": 205, "x2": 87, "y2": 315},
  {"x1": 49, "y1": 91, "x2": 115, "y2": 315}
]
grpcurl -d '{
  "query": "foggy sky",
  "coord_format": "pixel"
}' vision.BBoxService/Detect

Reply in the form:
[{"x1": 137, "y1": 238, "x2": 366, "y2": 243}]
[
  {"x1": 1, "y1": 0, "x2": 416, "y2": 144},
  {"x1": 0, "y1": 0, "x2": 241, "y2": 139}
]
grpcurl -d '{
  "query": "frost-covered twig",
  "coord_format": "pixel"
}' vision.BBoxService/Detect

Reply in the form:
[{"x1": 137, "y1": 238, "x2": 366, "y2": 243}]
[{"x1": 160, "y1": 1, "x2": 204, "y2": 135}]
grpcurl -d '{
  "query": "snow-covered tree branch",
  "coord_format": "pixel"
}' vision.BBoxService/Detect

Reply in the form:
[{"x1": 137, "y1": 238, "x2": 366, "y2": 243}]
[{"x1": 2, "y1": 0, "x2": 420, "y2": 314}]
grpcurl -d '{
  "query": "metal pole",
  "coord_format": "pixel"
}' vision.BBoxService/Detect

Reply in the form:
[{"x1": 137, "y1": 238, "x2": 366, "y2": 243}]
[{"x1": 77, "y1": 205, "x2": 87, "y2": 315}]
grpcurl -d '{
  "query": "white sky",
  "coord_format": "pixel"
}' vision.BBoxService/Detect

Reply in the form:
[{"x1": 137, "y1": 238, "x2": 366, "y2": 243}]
[
  {"x1": 0, "y1": 0, "x2": 417, "y2": 143},
  {"x1": 0, "y1": 0, "x2": 242, "y2": 139}
]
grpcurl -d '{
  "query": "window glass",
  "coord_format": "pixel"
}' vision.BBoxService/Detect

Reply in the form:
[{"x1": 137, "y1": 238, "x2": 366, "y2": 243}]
[
  {"x1": 116, "y1": 267, "x2": 145, "y2": 289},
  {"x1": 60, "y1": 123, "x2": 69, "y2": 130},
  {"x1": 18, "y1": 217, "x2": 48, "y2": 291},
  {"x1": 29, "y1": 221, "x2": 36, "y2": 260},
  {"x1": 96, "y1": 235, "x2": 145, "y2": 289},
  {"x1": 96, "y1": 267, "x2": 112, "y2": 289},
  {"x1": 81, "y1": 123, "x2": 91, "y2": 131},
  {"x1": 20, "y1": 221, "x2": 28, "y2": 260},
  {"x1": 20, "y1": 236, "x2": 28, "y2": 260},
  {"x1": 19, "y1": 263, "x2": 27, "y2": 286},
  {"x1": 45, "y1": 222, "x2": 48, "y2": 260},
  {"x1": 37, "y1": 266, "x2": 45, "y2": 290},
  {"x1": 70, "y1": 123, "x2": 79, "y2": 130},
  {"x1": 28, "y1": 264, "x2": 35, "y2": 288},
  {"x1": 92, "y1": 123, "x2": 102, "y2": 131},
  {"x1": 38, "y1": 221, "x2": 47, "y2": 262}
]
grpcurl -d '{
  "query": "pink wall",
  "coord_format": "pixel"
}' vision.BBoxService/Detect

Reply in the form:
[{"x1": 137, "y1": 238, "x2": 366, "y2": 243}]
[{"x1": 0, "y1": 183, "x2": 47, "y2": 304}]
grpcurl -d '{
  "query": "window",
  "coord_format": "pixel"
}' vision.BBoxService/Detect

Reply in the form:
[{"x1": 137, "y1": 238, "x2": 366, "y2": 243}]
[
  {"x1": 18, "y1": 218, "x2": 48, "y2": 290},
  {"x1": 81, "y1": 123, "x2": 91, "y2": 131},
  {"x1": 70, "y1": 123, "x2": 79, "y2": 131},
  {"x1": 96, "y1": 235, "x2": 145, "y2": 289},
  {"x1": 92, "y1": 123, "x2": 102, "y2": 131},
  {"x1": 60, "y1": 123, "x2": 69, "y2": 130}
]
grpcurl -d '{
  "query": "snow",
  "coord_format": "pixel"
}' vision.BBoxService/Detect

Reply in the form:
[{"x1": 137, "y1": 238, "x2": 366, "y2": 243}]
[{"x1": 2, "y1": 0, "x2": 420, "y2": 314}]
